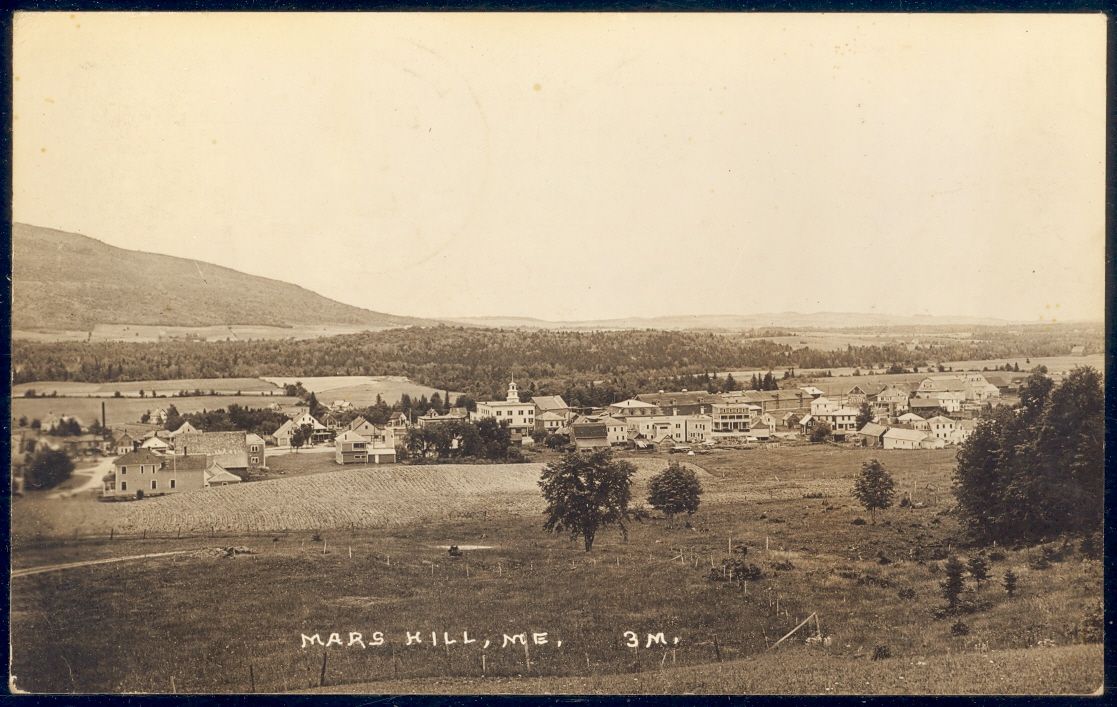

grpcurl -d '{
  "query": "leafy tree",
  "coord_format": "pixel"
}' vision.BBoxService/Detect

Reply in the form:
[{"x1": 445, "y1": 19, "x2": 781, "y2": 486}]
[
  {"x1": 855, "y1": 402, "x2": 874, "y2": 430},
  {"x1": 539, "y1": 449, "x2": 636, "y2": 552},
  {"x1": 646, "y1": 461, "x2": 703, "y2": 521},
  {"x1": 456, "y1": 395, "x2": 478, "y2": 413},
  {"x1": 940, "y1": 556, "x2": 967, "y2": 610},
  {"x1": 544, "y1": 432, "x2": 570, "y2": 450},
  {"x1": 25, "y1": 448, "x2": 75, "y2": 490},
  {"x1": 30, "y1": 418, "x2": 41, "y2": 430},
  {"x1": 852, "y1": 459, "x2": 895, "y2": 523},
  {"x1": 290, "y1": 424, "x2": 311, "y2": 452},
  {"x1": 307, "y1": 392, "x2": 324, "y2": 419},
  {"x1": 475, "y1": 417, "x2": 512, "y2": 460},
  {"x1": 954, "y1": 367, "x2": 1103, "y2": 544},
  {"x1": 809, "y1": 421, "x2": 832, "y2": 443},
  {"x1": 17, "y1": 416, "x2": 27, "y2": 428},
  {"x1": 163, "y1": 404, "x2": 183, "y2": 432}
]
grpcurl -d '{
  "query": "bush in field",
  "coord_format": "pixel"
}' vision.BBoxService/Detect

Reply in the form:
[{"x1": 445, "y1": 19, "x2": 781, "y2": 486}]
[
  {"x1": 539, "y1": 449, "x2": 635, "y2": 552},
  {"x1": 25, "y1": 448, "x2": 74, "y2": 490},
  {"x1": 951, "y1": 621, "x2": 971, "y2": 637},
  {"x1": 646, "y1": 461, "x2": 703, "y2": 521},
  {"x1": 871, "y1": 645, "x2": 891, "y2": 661},
  {"x1": 897, "y1": 586, "x2": 916, "y2": 601},
  {"x1": 852, "y1": 459, "x2": 895, "y2": 524},
  {"x1": 1080, "y1": 602, "x2": 1103, "y2": 643}
]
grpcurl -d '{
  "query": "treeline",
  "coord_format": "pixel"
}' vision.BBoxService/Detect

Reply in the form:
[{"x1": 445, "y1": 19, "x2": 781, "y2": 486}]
[
  {"x1": 12, "y1": 324, "x2": 1099, "y2": 401},
  {"x1": 164, "y1": 404, "x2": 290, "y2": 440},
  {"x1": 953, "y1": 366, "x2": 1103, "y2": 544}
]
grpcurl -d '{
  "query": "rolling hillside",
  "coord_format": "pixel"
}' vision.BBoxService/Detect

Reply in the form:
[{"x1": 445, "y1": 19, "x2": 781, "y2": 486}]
[{"x1": 11, "y1": 223, "x2": 428, "y2": 331}]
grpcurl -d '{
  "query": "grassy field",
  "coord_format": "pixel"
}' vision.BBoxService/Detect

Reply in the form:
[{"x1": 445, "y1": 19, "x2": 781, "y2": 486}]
[
  {"x1": 13, "y1": 377, "x2": 280, "y2": 397},
  {"x1": 261, "y1": 376, "x2": 464, "y2": 406},
  {"x1": 10, "y1": 395, "x2": 300, "y2": 427},
  {"x1": 9, "y1": 445, "x2": 1102, "y2": 694},
  {"x1": 307, "y1": 643, "x2": 1103, "y2": 695}
]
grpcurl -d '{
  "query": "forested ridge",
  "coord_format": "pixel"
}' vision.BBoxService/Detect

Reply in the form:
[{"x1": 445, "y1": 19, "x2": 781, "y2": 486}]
[{"x1": 12, "y1": 324, "x2": 1100, "y2": 402}]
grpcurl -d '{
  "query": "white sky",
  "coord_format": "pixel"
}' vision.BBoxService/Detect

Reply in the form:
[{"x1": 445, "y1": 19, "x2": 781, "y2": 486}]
[{"x1": 13, "y1": 12, "x2": 1106, "y2": 322}]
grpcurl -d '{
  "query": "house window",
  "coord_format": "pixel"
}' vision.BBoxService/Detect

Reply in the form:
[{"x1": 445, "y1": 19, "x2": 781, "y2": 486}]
[
  {"x1": 251, "y1": 456, "x2": 259, "y2": 464},
  {"x1": 151, "y1": 480, "x2": 158, "y2": 490},
  {"x1": 170, "y1": 479, "x2": 176, "y2": 489},
  {"x1": 120, "y1": 481, "x2": 128, "y2": 491},
  {"x1": 120, "y1": 466, "x2": 127, "y2": 475}
]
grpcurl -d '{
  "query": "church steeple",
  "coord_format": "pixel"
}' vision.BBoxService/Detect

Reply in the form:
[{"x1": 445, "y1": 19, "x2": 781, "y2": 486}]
[{"x1": 506, "y1": 377, "x2": 519, "y2": 403}]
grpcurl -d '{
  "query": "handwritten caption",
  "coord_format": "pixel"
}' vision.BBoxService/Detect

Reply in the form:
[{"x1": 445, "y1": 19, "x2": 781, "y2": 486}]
[{"x1": 300, "y1": 630, "x2": 681, "y2": 650}]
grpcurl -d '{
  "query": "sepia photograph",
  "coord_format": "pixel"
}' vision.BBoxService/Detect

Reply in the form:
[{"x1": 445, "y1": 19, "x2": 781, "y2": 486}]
[{"x1": 7, "y1": 11, "x2": 1107, "y2": 695}]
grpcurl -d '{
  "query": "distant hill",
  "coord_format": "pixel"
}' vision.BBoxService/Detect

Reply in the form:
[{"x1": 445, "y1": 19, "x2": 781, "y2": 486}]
[
  {"x1": 446, "y1": 312, "x2": 1020, "y2": 330},
  {"x1": 11, "y1": 223, "x2": 429, "y2": 331}
]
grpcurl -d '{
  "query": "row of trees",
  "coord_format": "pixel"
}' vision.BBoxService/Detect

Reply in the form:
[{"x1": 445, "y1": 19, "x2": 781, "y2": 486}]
[
  {"x1": 403, "y1": 419, "x2": 515, "y2": 461},
  {"x1": 952, "y1": 366, "x2": 1103, "y2": 544}
]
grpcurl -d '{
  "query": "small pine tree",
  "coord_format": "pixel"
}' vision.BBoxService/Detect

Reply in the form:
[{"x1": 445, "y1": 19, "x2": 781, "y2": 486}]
[
  {"x1": 851, "y1": 459, "x2": 895, "y2": 524},
  {"x1": 940, "y1": 556, "x2": 967, "y2": 609},
  {"x1": 967, "y1": 556, "x2": 990, "y2": 584},
  {"x1": 1002, "y1": 568, "x2": 1018, "y2": 597}
]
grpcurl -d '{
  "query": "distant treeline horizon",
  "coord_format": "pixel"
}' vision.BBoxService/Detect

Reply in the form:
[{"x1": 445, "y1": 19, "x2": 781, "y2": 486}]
[{"x1": 11, "y1": 324, "x2": 1101, "y2": 404}]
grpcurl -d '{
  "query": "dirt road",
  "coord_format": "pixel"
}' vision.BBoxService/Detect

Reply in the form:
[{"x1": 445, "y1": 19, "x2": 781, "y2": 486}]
[{"x1": 11, "y1": 550, "x2": 199, "y2": 578}]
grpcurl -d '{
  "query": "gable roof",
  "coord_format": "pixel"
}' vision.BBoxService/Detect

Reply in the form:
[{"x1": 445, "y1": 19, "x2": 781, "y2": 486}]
[
  {"x1": 858, "y1": 422, "x2": 890, "y2": 437},
  {"x1": 926, "y1": 415, "x2": 956, "y2": 425},
  {"x1": 336, "y1": 430, "x2": 368, "y2": 443},
  {"x1": 113, "y1": 449, "x2": 166, "y2": 466},
  {"x1": 245, "y1": 433, "x2": 266, "y2": 446},
  {"x1": 610, "y1": 399, "x2": 659, "y2": 410},
  {"x1": 349, "y1": 416, "x2": 371, "y2": 430},
  {"x1": 205, "y1": 465, "x2": 242, "y2": 484},
  {"x1": 910, "y1": 398, "x2": 944, "y2": 408},
  {"x1": 537, "y1": 411, "x2": 566, "y2": 421},
  {"x1": 571, "y1": 421, "x2": 608, "y2": 439},
  {"x1": 898, "y1": 412, "x2": 925, "y2": 422},
  {"x1": 531, "y1": 395, "x2": 569, "y2": 412},
  {"x1": 884, "y1": 427, "x2": 930, "y2": 442},
  {"x1": 274, "y1": 419, "x2": 296, "y2": 435}
]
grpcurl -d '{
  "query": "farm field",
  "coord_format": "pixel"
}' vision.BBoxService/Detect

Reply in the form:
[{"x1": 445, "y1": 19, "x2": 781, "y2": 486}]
[
  {"x1": 10, "y1": 395, "x2": 300, "y2": 428},
  {"x1": 13, "y1": 377, "x2": 281, "y2": 397},
  {"x1": 9, "y1": 442, "x2": 1102, "y2": 694},
  {"x1": 261, "y1": 375, "x2": 465, "y2": 406},
  {"x1": 10, "y1": 457, "x2": 706, "y2": 540},
  {"x1": 939, "y1": 354, "x2": 1103, "y2": 376}
]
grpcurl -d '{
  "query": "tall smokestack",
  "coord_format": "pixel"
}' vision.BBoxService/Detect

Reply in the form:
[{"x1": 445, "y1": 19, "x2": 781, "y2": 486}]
[{"x1": 102, "y1": 401, "x2": 107, "y2": 432}]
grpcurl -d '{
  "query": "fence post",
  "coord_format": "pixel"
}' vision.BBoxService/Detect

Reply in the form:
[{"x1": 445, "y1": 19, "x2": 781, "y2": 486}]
[
  {"x1": 713, "y1": 634, "x2": 722, "y2": 662},
  {"x1": 319, "y1": 650, "x2": 328, "y2": 687}
]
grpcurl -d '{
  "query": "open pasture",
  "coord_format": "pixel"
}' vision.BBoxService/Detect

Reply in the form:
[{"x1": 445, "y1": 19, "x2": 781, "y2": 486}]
[
  {"x1": 13, "y1": 377, "x2": 280, "y2": 397},
  {"x1": 11, "y1": 394, "x2": 300, "y2": 427},
  {"x1": 261, "y1": 375, "x2": 465, "y2": 405}
]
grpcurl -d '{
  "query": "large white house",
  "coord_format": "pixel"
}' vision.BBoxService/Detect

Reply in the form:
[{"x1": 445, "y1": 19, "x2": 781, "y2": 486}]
[{"x1": 473, "y1": 380, "x2": 536, "y2": 442}]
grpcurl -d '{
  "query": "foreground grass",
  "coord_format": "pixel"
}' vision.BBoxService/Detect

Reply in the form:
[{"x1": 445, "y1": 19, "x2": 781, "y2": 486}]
[
  {"x1": 10, "y1": 446, "x2": 1103, "y2": 694},
  {"x1": 305, "y1": 643, "x2": 1103, "y2": 695}
]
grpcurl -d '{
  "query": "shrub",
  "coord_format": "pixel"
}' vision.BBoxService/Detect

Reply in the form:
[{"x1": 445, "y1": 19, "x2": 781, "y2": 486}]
[
  {"x1": 951, "y1": 621, "x2": 971, "y2": 637},
  {"x1": 940, "y1": 556, "x2": 966, "y2": 610},
  {"x1": 1080, "y1": 602, "x2": 1103, "y2": 643},
  {"x1": 967, "y1": 556, "x2": 990, "y2": 584},
  {"x1": 851, "y1": 518, "x2": 867, "y2": 526},
  {"x1": 770, "y1": 559, "x2": 794, "y2": 572},
  {"x1": 897, "y1": 587, "x2": 916, "y2": 601},
  {"x1": 871, "y1": 645, "x2": 891, "y2": 661}
]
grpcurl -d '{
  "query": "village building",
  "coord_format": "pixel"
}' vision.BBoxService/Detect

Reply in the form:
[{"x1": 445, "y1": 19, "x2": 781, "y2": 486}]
[
  {"x1": 177, "y1": 431, "x2": 260, "y2": 472},
  {"x1": 857, "y1": 422, "x2": 890, "y2": 447},
  {"x1": 140, "y1": 435, "x2": 170, "y2": 453},
  {"x1": 387, "y1": 411, "x2": 412, "y2": 434},
  {"x1": 710, "y1": 402, "x2": 760, "y2": 438},
  {"x1": 107, "y1": 432, "x2": 137, "y2": 456},
  {"x1": 882, "y1": 427, "x2": 930, "y2": 450},
  {"x1": 536, "y1": 410, "x2": 569, "y2": 434},
  {"x1": 473, "y1": 380, "x2": 536, "y2": 443},
  {"x1": 723, "y1": 389, "x2": 812, "y2": 416},
  {"x1": 607, "y1": 399, "x2": 662, "y2": 418},
  {"x1": 416, "y1": 407, "x2": 470, "y2": 428},
  {"x1": 844, "y1": 385, "x2": 874, "y2": 408},
  {"x1": 569, "y1": 417, "x2": 611, "y2": 450},
  {"x1": 810, "y1": 397, "x2": 841, "y2": 417},
  {"x1": 925, "y1": 415, "x2": 959, "y2": 441},
  {"x1": 897, "y1": 412, "x2": 930, "y2": 431},
  {"x1": 101, "y1": 449, "x2": 240, "y2": 498},
  {"x1": 800, "y1": 386, "x2": 826, "y2": 398},
  {"x1": 334, "y1": 429, "x2": 397, "y2": 465},
  {"x1": 626, "y1": 413, "x2": 711, "y2": 444},
  {"x1": 908, "y1": 397, "x2": 945, "y2": 417},
  {"x1": 634, "y1": 391, "x2": 719, "y2": 416},
  {"x1": 872, "y1": 385, "x2": 910, "y2": 416},
  {"x1": 246, "y1": 433, "x2": 266, "y2": 466},
  {"x1": 168, "y1": 421, "x2": 200, "y2": 440},
  {"x1": 531, "y1": 395, "x2": 573, "y2": 422}
]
